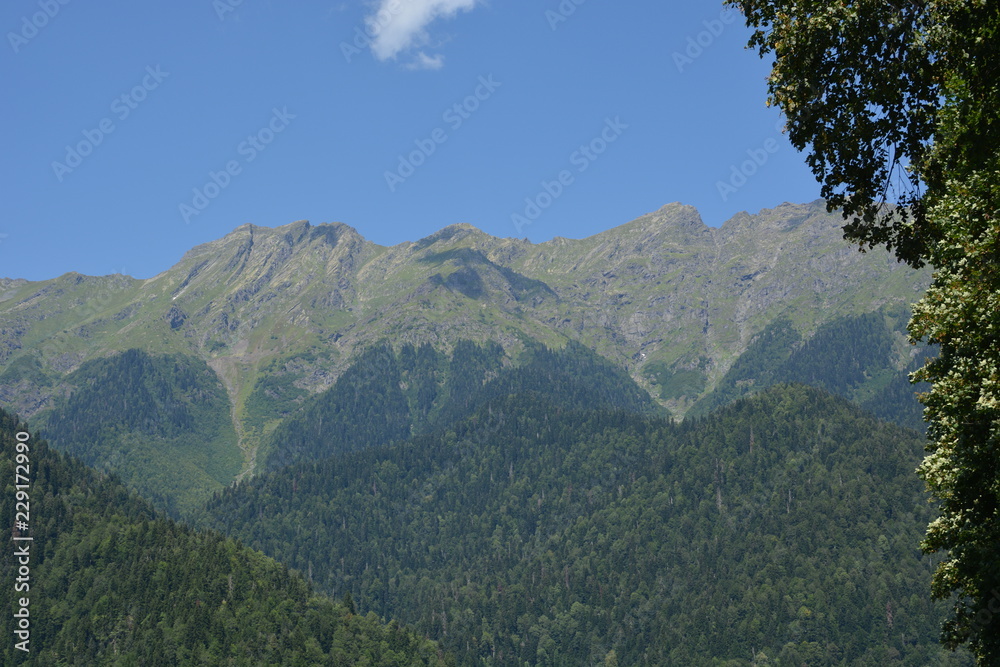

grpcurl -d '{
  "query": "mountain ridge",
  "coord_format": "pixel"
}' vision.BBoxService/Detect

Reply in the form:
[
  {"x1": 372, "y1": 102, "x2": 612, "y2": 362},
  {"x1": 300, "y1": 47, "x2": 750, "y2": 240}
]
[{"x1": 0, "y1": 201, "x2": 931, "y2": 484}]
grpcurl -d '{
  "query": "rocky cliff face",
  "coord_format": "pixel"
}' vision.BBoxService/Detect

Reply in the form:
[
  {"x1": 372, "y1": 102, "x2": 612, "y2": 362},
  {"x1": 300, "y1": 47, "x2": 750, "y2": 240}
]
[{"x1": 0, "y1": 201, "x2": 930, "y2": 475}]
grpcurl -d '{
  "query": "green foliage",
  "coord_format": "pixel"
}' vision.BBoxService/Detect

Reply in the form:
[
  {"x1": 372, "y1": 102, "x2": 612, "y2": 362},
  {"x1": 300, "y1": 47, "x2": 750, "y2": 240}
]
[
  {"x1": 692, "y1": 312, "x2": 927, "y2": 429},
  {"x1": 642, "y1": 362, "x2": 706, "y2": 401},
  {"x1": 204, "y1": 384, "x2": 969, "y2": 665},
  {"x1": 733, "y1": 1, "x2": 1000, "y2": 660},
  {"x1": 911, "y1": 168, "x2": 1000, "y2": 663},
  {"x1": 0, "y1": 354, "x2": 51, "y2": 387},
  {"x1": 35, "y1": 349, "x2": 242, "y2": 517},
  {"x1": 262, "y1": 343, "x2": 454, "y2": 470},
  {"x1": 730, "y1": 0, "x2": 939, "y2": 266},
  {"x1": 858, "y1": 345, "x2": 934, "y2": 434},
  {"x1": 906, "y1": 11, "x2": 1000, "y2": 661},
  {"x1": 242, "y1": 364, "x2": 309, "y2": 434},
  {"x1": 690, "y1": 317, "x2": 801, "y2": 415},
  {"x1": 263, "y1": 340, "x2": 661, "y2": 471},
  {"x1": 398, "y1": 342, "x2": 442, "y2": 430},
  {"x1": 434, "y1": 340, "x2": 505, "y2": 423},
  {"x1": 780, "y1": 311, "x2": 894, "y2": 395},
  {"x1": 0, "y1": 408, "x2": 450, "y2": 666},
  {"x1": 434, "y1": 340, "x2": 664, "y2": 425}
]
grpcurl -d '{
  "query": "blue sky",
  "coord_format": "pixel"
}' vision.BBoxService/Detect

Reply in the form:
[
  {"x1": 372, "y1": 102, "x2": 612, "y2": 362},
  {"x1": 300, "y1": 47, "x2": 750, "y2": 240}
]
[{"x1": 1, "y1": 0, "x2": 821, "y2": 281}]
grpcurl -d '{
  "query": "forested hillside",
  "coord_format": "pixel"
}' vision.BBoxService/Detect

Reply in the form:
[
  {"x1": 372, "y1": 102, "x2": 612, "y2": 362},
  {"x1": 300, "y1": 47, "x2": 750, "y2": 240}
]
[
  {"x1": 0, "y1": 409, "x2": 450, "y2": 666},
  {"x1": 0, "y1": 208, "x2": 954, "y2": 665},
  {"x1": 34, "y1": 349, "x2": 242, "y2": 516},
  {"x1": 204, "y1": 384, "x2": 969, "y2": 666},
  {"x1": 13, "y1": 320, "x2": 928, "y2": 518},
  {"x1": 262, "y1": 339, "x2": 663, "y2": 471},
  {"x1": 691, "y1": 309, "x2": 930, "y2": 431}
]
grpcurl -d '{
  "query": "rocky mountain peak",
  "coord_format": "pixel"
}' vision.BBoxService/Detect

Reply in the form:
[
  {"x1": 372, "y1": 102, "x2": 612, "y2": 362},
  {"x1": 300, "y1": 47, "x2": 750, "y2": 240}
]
[{"x1": 409, "y1": 222, "x2": 490, "y2": 253}]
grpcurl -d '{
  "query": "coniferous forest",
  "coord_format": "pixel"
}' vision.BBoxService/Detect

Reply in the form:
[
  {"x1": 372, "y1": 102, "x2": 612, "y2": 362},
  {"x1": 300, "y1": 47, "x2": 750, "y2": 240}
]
[
  {"x1": 4, "y1": 334, "x2": 975, "y2": 665},
  {"x1": 200, "y1": 348, "x2": 969, "y2": 665},
  {"x1": 33, "y1": 349, "x2": 242, "y2": 516},
  {"x1": 0, "y1": 408, "x2": 450, "y2": 666}
]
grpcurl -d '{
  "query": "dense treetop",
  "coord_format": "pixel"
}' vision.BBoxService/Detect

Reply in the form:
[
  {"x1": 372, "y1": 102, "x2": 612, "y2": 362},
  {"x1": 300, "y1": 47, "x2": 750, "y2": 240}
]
[{"x1": 205, "y1": 381, "x2": 970, "y2": 665}]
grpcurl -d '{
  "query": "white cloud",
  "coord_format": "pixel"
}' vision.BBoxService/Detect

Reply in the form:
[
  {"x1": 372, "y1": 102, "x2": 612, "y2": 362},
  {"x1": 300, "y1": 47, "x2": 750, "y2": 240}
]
[
  {"x1": 365, "y1": 0, "x2": 478, "y2": 64},
  {"x1": 406, "y1": 51, "x2": 446, "y2": 70}
]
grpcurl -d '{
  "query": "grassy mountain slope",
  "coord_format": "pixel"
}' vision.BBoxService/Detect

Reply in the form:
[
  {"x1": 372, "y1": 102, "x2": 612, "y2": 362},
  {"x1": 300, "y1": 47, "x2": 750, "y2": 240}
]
[
  {"x1": 202, "y1": 383, "x2": 967, "y2": 666},
  {"x1": 0, "y1": 408, "x2": 450, "y2": 666}
]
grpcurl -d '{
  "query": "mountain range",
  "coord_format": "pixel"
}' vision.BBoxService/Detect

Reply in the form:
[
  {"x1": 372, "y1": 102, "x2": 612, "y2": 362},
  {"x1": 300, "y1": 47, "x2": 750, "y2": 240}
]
[
  {"x1": 0, "y1": 201, "x2": 972, "y2": 665},
  {"x1": 0, "y1": 201, "x2": 930, "y2": 511}
]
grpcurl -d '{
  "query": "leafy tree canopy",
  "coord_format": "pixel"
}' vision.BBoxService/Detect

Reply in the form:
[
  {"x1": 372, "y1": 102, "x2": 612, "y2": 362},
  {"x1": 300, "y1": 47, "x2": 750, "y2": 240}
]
[
  {"x1": 731, "y1": 0, "x2": 1000, "y2": 660},
  {"x1": 732, "y1": 0, "x2": 995, "y2": 268}
]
